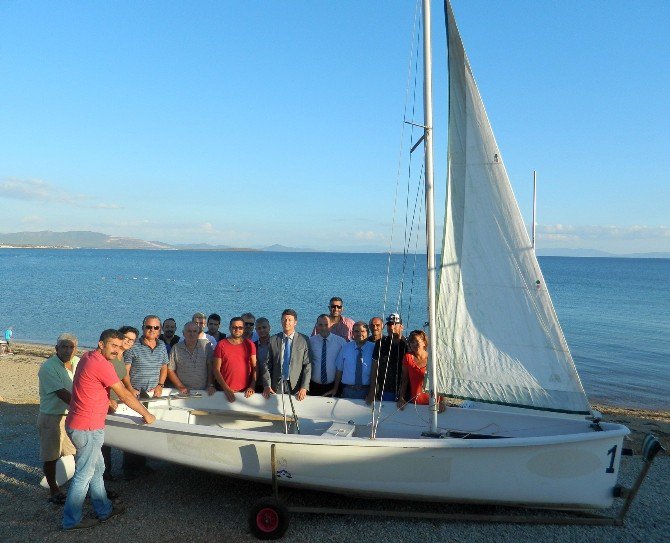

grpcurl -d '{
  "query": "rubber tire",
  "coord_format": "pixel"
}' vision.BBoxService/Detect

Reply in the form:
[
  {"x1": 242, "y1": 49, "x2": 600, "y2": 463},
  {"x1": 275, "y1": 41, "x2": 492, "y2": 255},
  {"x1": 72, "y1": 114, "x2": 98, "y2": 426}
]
[{"x1": 248, "y1": 497, "x2": 290, "y2": 540}]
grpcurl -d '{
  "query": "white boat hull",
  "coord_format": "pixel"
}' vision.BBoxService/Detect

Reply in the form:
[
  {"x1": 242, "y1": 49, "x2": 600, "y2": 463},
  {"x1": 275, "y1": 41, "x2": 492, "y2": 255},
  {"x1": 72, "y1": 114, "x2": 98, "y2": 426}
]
[{"x1": 105, "y1": 392, "x2": 629, "y2": 509}]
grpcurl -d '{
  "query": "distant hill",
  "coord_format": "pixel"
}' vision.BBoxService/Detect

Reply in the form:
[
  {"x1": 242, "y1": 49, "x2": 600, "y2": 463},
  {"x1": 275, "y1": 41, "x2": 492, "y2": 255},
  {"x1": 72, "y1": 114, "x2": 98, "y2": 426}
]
[
  {"x1": 0, "y1": 230, "x2": 173, "y2": 250},
  {"x1": 0, "y1": 231, "x2": 314, "y2": 252}
]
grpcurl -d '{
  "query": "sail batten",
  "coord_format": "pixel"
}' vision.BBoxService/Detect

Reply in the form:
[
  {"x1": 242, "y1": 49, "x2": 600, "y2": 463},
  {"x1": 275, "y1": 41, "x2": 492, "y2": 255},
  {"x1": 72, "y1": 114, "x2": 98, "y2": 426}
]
[{"x1": 435, "y1": 1, "x2": 591, "y2": 416}]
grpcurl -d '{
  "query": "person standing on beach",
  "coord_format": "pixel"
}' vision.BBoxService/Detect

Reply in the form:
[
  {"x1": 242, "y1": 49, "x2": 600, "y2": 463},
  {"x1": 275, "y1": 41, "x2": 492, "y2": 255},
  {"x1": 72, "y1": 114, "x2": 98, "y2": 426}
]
[
  {"x1": 366, "y1": 313, "x2": 407, "y2": 404},
  {"x1": 159, "y1": 318, "x2": 179, "y2": 354},
  {"x1": 4, "y1": 326, "x2": 13, "y2": 353},
  {"x1": 368, "y1": 317, "x2": 383, "y2": 343},
  {"x1": 190, "y1": 312, "x2": 217, "y2": 347},
  {"x1": 213, "y1": 317, "x2": 257, "y2": 401},
  {"x1": 101, "y1": 325, "x2": 138, "y2": 481},
  {"x1": 62, "y1": 329, "x2": 155, "y2": 530},
  {"x1": 311, "y1": 297, "x2": 355, "y2": 341},
  {"x1": 207, "y1": 313, "x2": 226, "y2": 342},
  {"x1": 168, "y1": 321, "x2": 215, "y2": 395},
  {"x1": 122, "y1": 315, "x2": 168, "y2": 480},
  {"x1": 309, "y1": 315, "x2": 346, "y2": 396},
  {"x1": 261, "y1": 309, "x2": 312, "y2": 400},
  {"x1": 37, "y1": 333, "x2": 80, "y2": 504},
  {"x1": 328, "y1": 321, "x2": 374, "y2": 400},
  {"x1": 254, "y1": 317, "x2": 271, "y2": 393},
  {"x1": 241, "y1": 312, "x2": 259, "y2": 342}
]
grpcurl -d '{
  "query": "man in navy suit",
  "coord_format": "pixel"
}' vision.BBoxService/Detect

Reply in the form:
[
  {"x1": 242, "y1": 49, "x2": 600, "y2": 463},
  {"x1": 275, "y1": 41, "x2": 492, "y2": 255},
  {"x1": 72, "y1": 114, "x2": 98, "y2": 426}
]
[{"x1": 260, "y1": 309, "x2": 312, "y2": 401}]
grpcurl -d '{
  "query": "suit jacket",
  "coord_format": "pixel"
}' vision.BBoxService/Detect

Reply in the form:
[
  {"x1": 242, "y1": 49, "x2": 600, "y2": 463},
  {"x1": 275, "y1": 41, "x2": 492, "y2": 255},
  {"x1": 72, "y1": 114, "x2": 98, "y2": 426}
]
[{"x1": 260, "y1": 332, "x2": 312, "y2": 393}]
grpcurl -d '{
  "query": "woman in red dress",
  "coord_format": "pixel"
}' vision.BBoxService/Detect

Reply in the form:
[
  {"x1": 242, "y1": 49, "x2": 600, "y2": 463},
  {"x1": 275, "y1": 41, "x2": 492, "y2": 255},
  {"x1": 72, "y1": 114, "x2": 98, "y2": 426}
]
[{"x1": 397, "y1": 330, "x2": 446, "y2": 412}]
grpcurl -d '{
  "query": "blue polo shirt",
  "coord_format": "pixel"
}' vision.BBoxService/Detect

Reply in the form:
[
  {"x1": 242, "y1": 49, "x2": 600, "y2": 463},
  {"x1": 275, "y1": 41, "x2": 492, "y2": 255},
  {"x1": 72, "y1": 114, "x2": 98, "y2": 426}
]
[{"x1": 123, "y1": 337, "x2": 168, "y2": 391}]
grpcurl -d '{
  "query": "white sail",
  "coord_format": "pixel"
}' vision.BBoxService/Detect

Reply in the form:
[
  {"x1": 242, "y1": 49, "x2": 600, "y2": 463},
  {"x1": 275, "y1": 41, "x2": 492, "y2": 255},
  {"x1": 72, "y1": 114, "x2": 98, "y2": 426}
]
[{"x1": 435, "y1": 1, "x2": 591, "y2": 415}]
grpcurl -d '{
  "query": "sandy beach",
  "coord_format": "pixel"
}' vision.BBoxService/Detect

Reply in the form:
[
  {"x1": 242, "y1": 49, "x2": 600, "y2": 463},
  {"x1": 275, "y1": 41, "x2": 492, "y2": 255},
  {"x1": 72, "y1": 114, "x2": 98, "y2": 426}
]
[{"x1": 1, "y1": 342, "x2": 668, "y2": 542}]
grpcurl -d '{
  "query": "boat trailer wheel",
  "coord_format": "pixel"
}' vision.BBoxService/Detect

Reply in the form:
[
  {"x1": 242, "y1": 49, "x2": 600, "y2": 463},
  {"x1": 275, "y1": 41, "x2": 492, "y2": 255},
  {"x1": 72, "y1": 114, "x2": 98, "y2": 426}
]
[{"x1": 249, "y1": 497, "x2": 290, "y2": 540}]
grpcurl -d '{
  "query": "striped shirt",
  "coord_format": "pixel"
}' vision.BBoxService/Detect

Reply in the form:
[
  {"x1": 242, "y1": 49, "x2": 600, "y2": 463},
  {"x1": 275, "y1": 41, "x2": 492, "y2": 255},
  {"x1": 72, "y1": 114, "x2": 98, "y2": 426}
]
[{"x1": 123, "y1": 337, "x2": 168, "y2": 391}]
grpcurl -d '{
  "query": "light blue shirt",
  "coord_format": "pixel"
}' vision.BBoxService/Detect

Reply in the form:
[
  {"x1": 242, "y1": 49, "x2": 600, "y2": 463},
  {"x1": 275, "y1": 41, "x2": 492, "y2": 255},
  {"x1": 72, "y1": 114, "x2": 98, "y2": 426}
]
[
  {"x1": 335, "y1": 341, "x2": 374, "y2": 385},
  {"x1": 309, "y1": 333, "x2": 346, "y2": 384}
]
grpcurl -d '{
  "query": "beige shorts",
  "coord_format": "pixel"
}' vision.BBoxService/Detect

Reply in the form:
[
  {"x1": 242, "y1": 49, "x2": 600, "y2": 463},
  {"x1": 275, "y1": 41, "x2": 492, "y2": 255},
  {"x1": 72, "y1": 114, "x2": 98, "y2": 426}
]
[{"x1": 37, "y1": 412, "x2": 76, "y2": 461}]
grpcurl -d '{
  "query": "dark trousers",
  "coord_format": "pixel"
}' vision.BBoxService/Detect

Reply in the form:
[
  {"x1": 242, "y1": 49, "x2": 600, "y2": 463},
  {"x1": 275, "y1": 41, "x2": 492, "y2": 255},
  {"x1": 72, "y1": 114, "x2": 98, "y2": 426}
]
[
  {"x1": 122, "y1": 451, "x2": 146, "y2": 472},
  {"x1": 309, "y1": 380, "x2": 335, "y2": 396},
  {"x1": 101, "y1": 445, "x2": 112, "y2": 476}
]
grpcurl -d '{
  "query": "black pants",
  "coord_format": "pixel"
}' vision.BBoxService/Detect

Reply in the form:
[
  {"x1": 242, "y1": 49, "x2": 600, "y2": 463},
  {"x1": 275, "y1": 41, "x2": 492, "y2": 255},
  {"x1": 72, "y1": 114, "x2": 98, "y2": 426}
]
[{"x1": 309, "y1": 381, "x2": 336, "y2": 396}]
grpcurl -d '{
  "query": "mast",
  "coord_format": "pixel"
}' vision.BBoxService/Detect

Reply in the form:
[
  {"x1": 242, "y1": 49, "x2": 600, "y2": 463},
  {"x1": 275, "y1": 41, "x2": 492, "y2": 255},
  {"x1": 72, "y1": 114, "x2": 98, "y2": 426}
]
[
  {"x1": 532, "y1": 170, "x2": 537, "y2": 250},
  {"x1": 422, "y1": 0, "x2": 439, "y2": 434}
]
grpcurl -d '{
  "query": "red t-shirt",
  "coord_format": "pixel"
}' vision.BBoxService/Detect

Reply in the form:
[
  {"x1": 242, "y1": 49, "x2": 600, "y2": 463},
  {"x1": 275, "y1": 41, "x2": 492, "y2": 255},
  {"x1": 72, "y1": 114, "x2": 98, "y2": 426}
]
[
  {"x1": 403, "y1": 353, "x2": 430, "y2": 405},
  {"x1": 214, "y1": 338, "x2": 256, "y2": 392},
  {"x1": 65, "y1": 350, "x2": 120, "y2": 430}
]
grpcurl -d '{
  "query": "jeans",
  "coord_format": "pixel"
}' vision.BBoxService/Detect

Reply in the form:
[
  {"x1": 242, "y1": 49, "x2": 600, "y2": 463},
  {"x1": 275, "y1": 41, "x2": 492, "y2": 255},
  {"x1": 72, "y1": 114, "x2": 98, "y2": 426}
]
[
  {"x1": 342, "y1": 385, "x2": 369, "y2": 400},
  {"x1": 62, "y1": 428, "x2": 112, "y2": 528}
]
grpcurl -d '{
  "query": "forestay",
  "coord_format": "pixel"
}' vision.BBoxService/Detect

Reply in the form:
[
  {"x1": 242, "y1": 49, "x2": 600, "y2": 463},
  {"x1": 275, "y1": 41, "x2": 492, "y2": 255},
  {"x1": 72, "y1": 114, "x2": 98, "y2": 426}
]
[{"x1": 434, "y1": 0, "x2": 591, "y2": 415}]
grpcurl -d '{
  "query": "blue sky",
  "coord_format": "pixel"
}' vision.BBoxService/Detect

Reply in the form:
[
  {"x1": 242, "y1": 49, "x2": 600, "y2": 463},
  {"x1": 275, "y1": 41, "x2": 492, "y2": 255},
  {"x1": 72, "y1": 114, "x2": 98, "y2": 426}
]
[{"x1": 1, "y1": 1, "x2": 668, "y2": 253}]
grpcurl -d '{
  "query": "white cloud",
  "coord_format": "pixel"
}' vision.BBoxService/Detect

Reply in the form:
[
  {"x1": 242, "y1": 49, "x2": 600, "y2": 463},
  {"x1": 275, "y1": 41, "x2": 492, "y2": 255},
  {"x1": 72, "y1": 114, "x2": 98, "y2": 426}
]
[
  {"x1": 20, "y1": 215, "x2": 43, "y2": 224},
  {"x1": 0, "y1": 178, "x2": 121, "y2": 209}
]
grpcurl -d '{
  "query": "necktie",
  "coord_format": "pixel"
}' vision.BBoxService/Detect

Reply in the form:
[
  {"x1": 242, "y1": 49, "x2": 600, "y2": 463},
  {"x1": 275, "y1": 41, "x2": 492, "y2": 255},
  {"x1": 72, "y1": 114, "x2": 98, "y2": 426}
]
[
  {"x1": 355, "y1": 346, "x2": 363, "y2": 386},
  {"x1": 282, "y1": 336, "x2": 291, "y2": 381},
  {"x1": 321, "y1": 337, "x2": 328, "y2": 383}
]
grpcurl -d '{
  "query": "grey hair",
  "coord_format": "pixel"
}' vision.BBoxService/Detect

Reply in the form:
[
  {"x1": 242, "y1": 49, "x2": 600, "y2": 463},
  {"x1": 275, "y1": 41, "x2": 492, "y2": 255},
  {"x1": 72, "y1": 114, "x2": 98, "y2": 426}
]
[
  {"x1": 56, "y1": 333, "x2": 78, "y2": 346},
  {"x1": 192, "y1": 312, "x2": 206, "y2": 320}
]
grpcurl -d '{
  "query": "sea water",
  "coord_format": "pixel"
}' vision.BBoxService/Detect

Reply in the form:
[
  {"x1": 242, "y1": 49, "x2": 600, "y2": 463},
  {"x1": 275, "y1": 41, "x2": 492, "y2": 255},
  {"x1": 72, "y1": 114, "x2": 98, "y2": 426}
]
[{"x1": 0, "y1": 249, "x2": 667, "y2": 410}]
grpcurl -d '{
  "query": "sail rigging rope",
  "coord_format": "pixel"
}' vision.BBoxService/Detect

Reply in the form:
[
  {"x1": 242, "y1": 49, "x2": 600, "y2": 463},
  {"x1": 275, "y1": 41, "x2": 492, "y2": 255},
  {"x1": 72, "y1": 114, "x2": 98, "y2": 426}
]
[{"x1": 373, "y1": 0, "x2": 426, "y2": 438}]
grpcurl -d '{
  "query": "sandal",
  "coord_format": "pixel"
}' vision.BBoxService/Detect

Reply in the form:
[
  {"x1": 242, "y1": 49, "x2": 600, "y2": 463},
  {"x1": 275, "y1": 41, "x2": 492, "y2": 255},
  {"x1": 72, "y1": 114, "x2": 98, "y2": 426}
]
[{"x1": 48, "y1": 492, "x2": 67, "y2": 505}]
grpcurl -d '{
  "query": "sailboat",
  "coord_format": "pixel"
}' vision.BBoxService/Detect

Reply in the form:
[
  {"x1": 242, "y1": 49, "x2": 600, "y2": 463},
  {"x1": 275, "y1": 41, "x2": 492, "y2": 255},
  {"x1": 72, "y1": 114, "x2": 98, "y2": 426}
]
[{"x1": 106, "y1": 0, "x2": 630, "y2": 516}]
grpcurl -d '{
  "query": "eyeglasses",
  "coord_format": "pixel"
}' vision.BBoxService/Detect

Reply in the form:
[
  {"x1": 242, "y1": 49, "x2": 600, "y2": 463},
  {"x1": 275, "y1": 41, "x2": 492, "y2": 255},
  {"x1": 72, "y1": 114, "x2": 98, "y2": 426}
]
[
  {"x1": 330, "y1": 305, "x2": 342, "y2": 309},
  {"x1": 231, "y1": 326, "x2": 245, "y2": 330},
  {"x1": 122, "y1": 336, "x2": 136, "y2": 343},
  {"x1": 144, "y1": 325, "x2": 160, "y2": 330}
]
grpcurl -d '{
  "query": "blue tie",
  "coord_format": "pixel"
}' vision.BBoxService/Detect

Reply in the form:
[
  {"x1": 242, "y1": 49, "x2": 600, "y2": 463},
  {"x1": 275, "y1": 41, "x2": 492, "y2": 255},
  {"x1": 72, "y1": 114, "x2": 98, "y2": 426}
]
[
  {"x1": 321, "y1": 337, "x2": 328, "y2": 383},
  {"x1": 282, "y1": 336, "x2": 291, "y2": 381},
  {"x1": 355, "y1": 346, "x2": 363, "y2": 386}
]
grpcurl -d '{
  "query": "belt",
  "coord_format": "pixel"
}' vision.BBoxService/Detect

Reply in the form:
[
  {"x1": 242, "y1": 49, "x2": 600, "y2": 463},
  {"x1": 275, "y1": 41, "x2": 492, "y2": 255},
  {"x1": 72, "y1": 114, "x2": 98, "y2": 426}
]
[{"x1": 344, "y1": 384, "x2": 369, "y2": 390}]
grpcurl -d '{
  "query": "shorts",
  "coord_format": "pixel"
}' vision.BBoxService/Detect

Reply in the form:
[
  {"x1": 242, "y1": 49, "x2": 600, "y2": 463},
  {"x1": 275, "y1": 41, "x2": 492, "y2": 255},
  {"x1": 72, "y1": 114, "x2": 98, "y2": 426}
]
[{"x1": 37, "y1": 412, "x2": 76, "y2": 461}]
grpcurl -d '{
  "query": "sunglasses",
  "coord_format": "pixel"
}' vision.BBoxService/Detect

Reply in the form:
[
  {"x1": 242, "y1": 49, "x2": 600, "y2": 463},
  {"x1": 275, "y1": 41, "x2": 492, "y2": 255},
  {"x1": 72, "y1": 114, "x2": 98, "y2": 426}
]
[
  {"x1": 231, "y1": 326, "x2": 245, "y2": 330},
  {"x1": 330, "y1": 305, "x2": 342, "y2": 309},
  {"x1": 244, "y1": 322, "x2": 255, "y2": 326},
  {"x1": 144, "y1": 325, "x2": 160, "y2": 330}
]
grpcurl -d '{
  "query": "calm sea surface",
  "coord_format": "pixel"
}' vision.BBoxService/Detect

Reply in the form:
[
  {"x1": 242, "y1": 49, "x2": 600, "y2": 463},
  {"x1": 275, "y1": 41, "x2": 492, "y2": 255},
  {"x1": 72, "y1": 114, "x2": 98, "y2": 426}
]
[{"x1": 0, "y1": 249, "x2": 667, "y2": 410}]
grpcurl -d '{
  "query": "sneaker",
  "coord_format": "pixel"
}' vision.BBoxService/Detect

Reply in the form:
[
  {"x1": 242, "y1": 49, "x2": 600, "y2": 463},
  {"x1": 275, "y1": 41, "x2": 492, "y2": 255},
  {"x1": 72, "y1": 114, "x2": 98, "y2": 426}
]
[
  {"x1": 64, "y1": 518, "x2": 99, "y2": 530},
  {"x1": 100, "y1": 504, "x2": 126, "y2": 522}
]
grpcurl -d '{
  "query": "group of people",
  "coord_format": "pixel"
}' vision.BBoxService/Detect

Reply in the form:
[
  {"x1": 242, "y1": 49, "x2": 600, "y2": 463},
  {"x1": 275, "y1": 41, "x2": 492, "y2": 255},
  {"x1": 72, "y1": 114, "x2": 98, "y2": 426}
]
[{"x1": 37, "y1": 296, "x2": 444, "y2": 530}]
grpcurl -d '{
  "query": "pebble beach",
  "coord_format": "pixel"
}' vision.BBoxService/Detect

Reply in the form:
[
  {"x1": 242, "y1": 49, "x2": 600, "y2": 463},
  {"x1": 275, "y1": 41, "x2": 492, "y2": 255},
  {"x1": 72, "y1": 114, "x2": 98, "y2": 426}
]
[{"x1": 1, "y1": 342, "x2": 668, "y2": 543}]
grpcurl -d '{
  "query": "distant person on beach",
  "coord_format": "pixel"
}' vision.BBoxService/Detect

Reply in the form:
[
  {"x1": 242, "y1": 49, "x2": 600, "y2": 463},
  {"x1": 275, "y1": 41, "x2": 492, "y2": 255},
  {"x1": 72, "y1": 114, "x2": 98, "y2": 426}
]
[
  {"x1": 309, "y1": 315, "x2": 346, "y2": 396},
  {"x1": 311, "y1": 297, "x2": 355, "y2": 341},
  {"x1": 207, "y1": 313, "x2": 226, "y2": 342},
  {"x1": 168, "y1": 321, "x2": 215, "y2": 395},
  {"x1": 159, "y1": 318, "x2": 179, "y2": 353},
  {"x1": 366, "y1": 313, "x2": 407, "y2": 404},
  {"x1": 241, "y1": 312, "x2": 259, "y2": 342},
  {"x1": 4, "y1": 326, "x2": 13, "y2": 352},
  {"x1": 254, "y1": 317, "x2": 271, "y2": 393},
  {"x1": 189, "y1": 312, "x2": 217, "y2": 347},
  {"x1": 328, "y1": 321, "x2": 374, "y2": 399},
  {"x1": 101, "y1": 325, "x2": 138, "y2": 481},
  {"x1": 261, "y1": 309, "x2": 312, "y2": 400},
  {"x1": 37, "y1": 333, "x2": 80, "y2": 504},
  {"x1": 368, "y1": 317, "x2": 383, "y2": 343},
  {"x1": 122, "y1": 315, "x2": 168, "y2": 480},
  {"x1": 62, "y1": 329, "x2": 155, "y2": 530},
  {"x1": 397, "y1": 329, "x2": 446, "y2": 412},
  {"x1": 213, "y1": 317, "x2": 257, "y2": 401}
]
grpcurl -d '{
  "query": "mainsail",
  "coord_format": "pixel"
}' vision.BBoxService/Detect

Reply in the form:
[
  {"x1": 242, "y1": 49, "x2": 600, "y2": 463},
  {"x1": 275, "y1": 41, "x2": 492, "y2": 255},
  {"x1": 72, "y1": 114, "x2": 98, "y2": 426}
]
[{"x1": 434, "y1": 1, "x2": 591, "y2": 415}]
